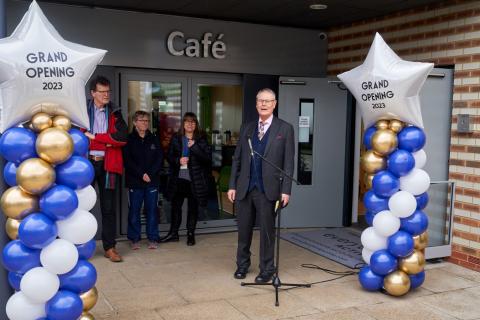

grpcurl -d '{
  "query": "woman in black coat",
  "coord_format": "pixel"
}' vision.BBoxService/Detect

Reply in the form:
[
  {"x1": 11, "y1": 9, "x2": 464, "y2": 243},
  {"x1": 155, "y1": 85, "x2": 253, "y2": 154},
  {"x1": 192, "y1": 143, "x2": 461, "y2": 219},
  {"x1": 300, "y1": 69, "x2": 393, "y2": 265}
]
[{"x1": 160, "y1": 112, "x2": 212, "y2": 246}]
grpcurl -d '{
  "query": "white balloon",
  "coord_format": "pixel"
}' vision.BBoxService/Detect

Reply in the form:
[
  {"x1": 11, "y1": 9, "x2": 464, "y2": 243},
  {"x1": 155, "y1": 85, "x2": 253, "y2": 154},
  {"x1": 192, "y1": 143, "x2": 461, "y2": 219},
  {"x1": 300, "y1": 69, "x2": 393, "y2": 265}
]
[
  {"x1": 413, "y1": 149, "x2": 427, "y2": 169},
  {"x1": 40, "y1": 239, "x2": 78, "y2": 274},
  {"x1": 337, "y1": 33, "x2": 433, "y2": 128},
  {"x1": 20, "y1": 267, "x2": 59, "y2": 303},
  {"x1": 6, "y1": 291, "x2": 46, "y2": 320},
  {"x1": 75, "y1": 185, "x2": 97, "y2": 211},
  {"x1": 57, "y1": 209, "x2": 98, "y2": 244},
  {"x1": 360, "y1": 227, "x2": 388, "y2": 252},
  {"x1": 400, "y1": 168, "x2": 431, "y2": 196},
  {"x1": 0, "y1": 1, "x2": 106, "y2": 132},
  {"x1": 372, "y1": 210, "x2": 400, "y2": 237},
  {"x1": 388, "y1": 191, "x2": 417, "y2": 218},
  {"x1": 362, "y1": 247, "x2": 373, "y2": 265}
]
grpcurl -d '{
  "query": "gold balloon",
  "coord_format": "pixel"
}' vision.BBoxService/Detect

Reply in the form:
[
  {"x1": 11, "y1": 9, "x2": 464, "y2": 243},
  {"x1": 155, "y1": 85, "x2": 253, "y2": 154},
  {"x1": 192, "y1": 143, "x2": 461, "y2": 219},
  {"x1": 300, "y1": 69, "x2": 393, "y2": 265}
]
[
  {"x1": 52, "y1": 115, "x2": 72, "y2": 131},
  {"x1": 364, "y1": 173, "x2": 374, "y2": 189},
  {"x1": 31, "y1": 112, "x2": 53, "y2": 132},
  {"x1": 78, "y1": 312, "x2": 95, "y2": 320},
  {"x1": 375, "y1": 119, "x2": 390, "y2": 130},
  {"x1": 361, "y1": 150, "x2": 386, "y2": 174},
  {"x1": 36, "y1": 127, "x2": 74, "y2": 164},
  {"x1": 389, "y1": 119, "x2": 404, "y2": 133},
  {"x1": 17, "y1": 158, "x2": 56, "y2": 195},
  {"x1": 371, "y1": 129, "x2": 398, "y2": 156},
  {"x1": 80, "y1": 287, "x2": 98, "y2": 311},
  {"x1": 0, "y1": 186, "x2": 38, "y2": 220},
  {"x1": 414, "y1": 232, "x2": 429, "y2": 250},
  {"x1": 399, "y1": 249, "x2": 426, "y2": 274},
  {"x1": 5, "y1": 218, "x2": 20, "y2": 240},
  {"x1": 384, "y1": 270, "x2": 411, "y2": 296}
]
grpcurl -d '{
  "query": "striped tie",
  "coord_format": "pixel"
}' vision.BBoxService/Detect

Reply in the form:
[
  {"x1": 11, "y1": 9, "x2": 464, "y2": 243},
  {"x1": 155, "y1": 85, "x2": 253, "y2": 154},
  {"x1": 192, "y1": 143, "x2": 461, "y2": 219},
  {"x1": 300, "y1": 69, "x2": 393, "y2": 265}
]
[{"x1": 258, "y1": 121, "x2": 265, "y2": 140}]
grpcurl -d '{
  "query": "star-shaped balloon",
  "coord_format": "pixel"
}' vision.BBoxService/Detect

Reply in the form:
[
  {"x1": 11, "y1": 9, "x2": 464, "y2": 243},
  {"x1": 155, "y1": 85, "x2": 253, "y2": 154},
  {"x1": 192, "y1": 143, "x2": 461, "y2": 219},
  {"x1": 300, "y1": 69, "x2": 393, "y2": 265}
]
[
  {"x1": 338, "y1": 33, "x2": 433, "y2": 128},
  {"x1": 0, "y1": 0, "x2": 106, "y2": 132}
]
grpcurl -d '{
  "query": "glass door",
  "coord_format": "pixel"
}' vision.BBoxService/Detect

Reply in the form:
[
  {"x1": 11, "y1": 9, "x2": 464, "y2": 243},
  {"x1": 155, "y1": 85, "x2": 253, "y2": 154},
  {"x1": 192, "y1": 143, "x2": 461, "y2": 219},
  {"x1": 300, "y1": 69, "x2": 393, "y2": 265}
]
[
  {"x1": 191, "y1": 76, "x2": 243, "y2": 228},
  {"x1": 118, "y1": 70, "x2": 242, "y2": 235}
]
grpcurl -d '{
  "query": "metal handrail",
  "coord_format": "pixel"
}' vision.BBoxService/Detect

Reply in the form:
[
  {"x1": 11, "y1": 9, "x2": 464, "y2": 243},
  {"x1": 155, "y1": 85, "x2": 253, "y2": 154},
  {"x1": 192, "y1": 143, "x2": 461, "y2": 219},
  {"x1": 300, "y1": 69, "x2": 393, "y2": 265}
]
[{"x1": 429, "y1": 180, "x2": 455, "y2": 246}]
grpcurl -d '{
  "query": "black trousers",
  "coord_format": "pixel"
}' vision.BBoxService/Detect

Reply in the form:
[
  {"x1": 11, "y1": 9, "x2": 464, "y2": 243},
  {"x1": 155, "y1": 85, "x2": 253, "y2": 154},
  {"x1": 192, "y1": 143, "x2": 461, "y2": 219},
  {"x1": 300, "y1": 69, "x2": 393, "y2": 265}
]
[
  {"x1": 91, "y1": 159, "x2": 117, "y2": 251},
  {"x1": 236, "y1": 188, "x2": 276, "y2": 273},
  {"x1": 170, "y1": 178, "x2": 199, "y2": 233}
]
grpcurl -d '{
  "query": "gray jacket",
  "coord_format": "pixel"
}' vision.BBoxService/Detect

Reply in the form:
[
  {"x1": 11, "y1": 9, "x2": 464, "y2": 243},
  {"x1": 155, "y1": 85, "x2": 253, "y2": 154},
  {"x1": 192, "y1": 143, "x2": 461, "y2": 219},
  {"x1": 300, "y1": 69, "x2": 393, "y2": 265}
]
[{"x1": 229, "y1": 116, "x2": 295, "y2": 201}]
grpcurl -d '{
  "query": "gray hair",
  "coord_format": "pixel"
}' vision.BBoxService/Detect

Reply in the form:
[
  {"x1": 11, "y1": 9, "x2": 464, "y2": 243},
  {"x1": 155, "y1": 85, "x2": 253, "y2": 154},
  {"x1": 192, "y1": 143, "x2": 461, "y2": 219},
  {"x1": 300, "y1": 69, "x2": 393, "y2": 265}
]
[{"x1": 256, "y1": 88, "x2": 276, "y2": 100}]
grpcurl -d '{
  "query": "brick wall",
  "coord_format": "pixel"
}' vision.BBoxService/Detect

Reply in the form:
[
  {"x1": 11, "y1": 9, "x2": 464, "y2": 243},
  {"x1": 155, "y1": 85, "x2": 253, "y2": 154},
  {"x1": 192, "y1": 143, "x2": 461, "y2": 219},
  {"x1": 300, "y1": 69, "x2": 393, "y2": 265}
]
[{"x1": 327, "y1": 0, "x2": 480, "y2": 270}]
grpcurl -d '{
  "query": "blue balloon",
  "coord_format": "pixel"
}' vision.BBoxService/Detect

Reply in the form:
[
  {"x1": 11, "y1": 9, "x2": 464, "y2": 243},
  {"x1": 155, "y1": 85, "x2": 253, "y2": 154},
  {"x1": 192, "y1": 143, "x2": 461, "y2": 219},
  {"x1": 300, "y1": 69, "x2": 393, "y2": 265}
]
[
  {"x1": 387, "y1": 149, "x2": 415, "y2": 177},
  {"x1": 0, "y1": 127, "x2": 37, "y2": 164},
  {"x1": 59, "y1": 260, "x2": 97, "y2": 294},
  {"x1": 370, "y1": 249, "x2": 398, "y2": 276},
  {"x1": 363, "y1": 126, "x2": 376, "y2": 150},
  {"x1": 76, "y1": 239, "x2": 96, "y2": 260},
  {"x1": 68, "y1": 129, "x2": 89, "y2": 157},
  {"x1": 3, "y1": 162, "x2": 17, "y2": 186},
  {"x1": 409, "y1": 270, "x2": 425, "y2": 289},
  {"x1": 2, "y1": 240, "x2": 41, "y2": 273},
  {"x1": 363, "y1": 190, "x2": 389, "y2": 214},
  {"x1": 372, "y1": 170, "x2": 399, "y2": 198},
  {"x1": 365, "y1": 211, "x2": 375, "y2": 226},
  {"x1": 46, "y1": 290, "x2": 83, "y2": 320},
  {"x1": 8, "y1": 271, "x2": 23, "y2": 291},
  {"x1": 400, "y1": 210, "x2": 429, "y2": 236},
  {"x1": 56, "y1": 156, "x2": 94, "y2": 190},
  {"x1": 398, "y1": 126, "x2": 426, "y2": 152},
  {"x1": 359, "y1": 266, "x2": 384, "y2": 291},
  {"x1": 18, "y1": 213, "x2": 58, "y2": 249},
  {"x1": 416, "y1": 192, "x2": 429, "y2": 210},
  {"x1": 388, "y1": 231, "x2": 414, "y2": 258},
  {"x1": 40, "y1": 185, "x2": 78, "y2": 221}
]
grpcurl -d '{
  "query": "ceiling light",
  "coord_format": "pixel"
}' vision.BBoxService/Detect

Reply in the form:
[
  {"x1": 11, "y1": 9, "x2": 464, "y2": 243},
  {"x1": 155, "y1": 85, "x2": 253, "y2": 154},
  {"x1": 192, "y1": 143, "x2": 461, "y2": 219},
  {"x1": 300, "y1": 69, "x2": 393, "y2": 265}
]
[{"x1": 309, "y1": 4, "x2": 327, "y2": 10}]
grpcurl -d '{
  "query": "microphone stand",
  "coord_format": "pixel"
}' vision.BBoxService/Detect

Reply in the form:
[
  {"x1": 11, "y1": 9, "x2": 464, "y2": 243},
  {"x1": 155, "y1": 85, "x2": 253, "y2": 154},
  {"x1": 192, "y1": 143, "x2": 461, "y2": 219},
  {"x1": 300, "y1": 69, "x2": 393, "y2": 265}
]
[{"x1": 241, "y1": 139, "x2": 311, "y2": 306}]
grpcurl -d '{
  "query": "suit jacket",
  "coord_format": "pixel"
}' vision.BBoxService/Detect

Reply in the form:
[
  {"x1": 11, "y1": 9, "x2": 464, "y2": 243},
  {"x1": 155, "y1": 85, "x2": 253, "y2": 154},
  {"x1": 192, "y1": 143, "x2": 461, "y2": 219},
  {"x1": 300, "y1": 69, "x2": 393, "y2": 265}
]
[{"x1": 229, "y1": 116, "x2": 295, "y2": 202}]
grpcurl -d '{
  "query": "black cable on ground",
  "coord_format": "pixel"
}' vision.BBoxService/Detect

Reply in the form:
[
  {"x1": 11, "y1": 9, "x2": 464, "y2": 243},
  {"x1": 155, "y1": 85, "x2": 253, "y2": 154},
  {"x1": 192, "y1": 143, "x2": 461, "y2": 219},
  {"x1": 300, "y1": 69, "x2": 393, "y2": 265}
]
[{"x1": 280, "y1": 263, "x2": 363, "y2": 291}]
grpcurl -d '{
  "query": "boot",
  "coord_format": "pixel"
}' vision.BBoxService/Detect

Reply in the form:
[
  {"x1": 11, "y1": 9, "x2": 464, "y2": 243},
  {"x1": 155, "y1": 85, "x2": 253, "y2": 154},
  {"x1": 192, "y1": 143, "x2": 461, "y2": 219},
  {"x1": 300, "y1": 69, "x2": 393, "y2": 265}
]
[
  {"x1": 159, "y1": 231, "x2": 179, "y2": 243},
  {"x1": 187, "y1": 231, "x2": 196, "y2": 246}
]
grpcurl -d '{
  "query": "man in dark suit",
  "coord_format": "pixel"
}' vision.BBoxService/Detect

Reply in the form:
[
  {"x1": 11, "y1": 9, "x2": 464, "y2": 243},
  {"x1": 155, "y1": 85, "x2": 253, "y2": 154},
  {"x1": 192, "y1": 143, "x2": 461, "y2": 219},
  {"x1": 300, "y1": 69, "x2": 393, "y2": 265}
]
[{"x1": 227, "y1": 88, "x2": 294, "y2": 283}]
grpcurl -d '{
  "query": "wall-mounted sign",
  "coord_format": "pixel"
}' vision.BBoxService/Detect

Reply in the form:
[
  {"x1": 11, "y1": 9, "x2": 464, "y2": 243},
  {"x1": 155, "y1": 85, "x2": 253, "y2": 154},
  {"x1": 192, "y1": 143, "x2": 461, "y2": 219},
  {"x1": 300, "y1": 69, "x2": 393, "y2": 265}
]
[{"x1": 167, "y1": 31, "x2": 226, "y2": 59}]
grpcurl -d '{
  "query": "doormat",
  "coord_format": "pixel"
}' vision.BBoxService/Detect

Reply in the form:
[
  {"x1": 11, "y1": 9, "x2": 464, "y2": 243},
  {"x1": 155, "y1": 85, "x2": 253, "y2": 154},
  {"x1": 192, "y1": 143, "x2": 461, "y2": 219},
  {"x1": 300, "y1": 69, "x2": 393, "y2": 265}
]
[{"x1": 280, "y1": 228, "x2": 364, "y2": 269}]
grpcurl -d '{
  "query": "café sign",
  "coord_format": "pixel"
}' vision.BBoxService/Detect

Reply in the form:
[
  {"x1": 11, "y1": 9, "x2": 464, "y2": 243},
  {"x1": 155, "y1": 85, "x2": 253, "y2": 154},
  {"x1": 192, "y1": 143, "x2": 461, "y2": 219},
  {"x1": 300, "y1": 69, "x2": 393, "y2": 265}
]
[{"x1": 167, "y1": 31, "x2": 226, "y2": 59}]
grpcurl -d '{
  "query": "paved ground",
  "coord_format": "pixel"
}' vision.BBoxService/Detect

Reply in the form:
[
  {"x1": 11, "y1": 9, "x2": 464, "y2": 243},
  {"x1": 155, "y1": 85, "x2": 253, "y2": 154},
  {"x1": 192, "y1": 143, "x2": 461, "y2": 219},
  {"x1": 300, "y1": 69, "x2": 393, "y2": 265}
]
[{"x1": 89, "y1": 231, "x2": 480, "y2": 320}]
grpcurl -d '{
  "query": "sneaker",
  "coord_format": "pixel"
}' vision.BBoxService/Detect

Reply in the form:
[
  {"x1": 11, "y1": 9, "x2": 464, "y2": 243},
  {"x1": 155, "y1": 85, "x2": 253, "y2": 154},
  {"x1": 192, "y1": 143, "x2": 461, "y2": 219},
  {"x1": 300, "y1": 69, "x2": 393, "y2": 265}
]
[
  {"x1": 131, "y1": 242, "x2": 140, "y2": 250},
  {"x1": 148, "y1": 241, "x2": 159, "y2": 249}
]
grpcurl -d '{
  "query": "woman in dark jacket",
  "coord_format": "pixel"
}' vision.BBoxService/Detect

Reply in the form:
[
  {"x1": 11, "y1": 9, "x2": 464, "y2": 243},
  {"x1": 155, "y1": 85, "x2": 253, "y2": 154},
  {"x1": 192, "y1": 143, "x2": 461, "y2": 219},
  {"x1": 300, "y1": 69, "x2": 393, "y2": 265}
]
[
  {"x1": 123, "y1": 111, "x2": 163, "y2": 249},
  {"x1": 160, "y1": 112, "x2": 212, "y2": 246}
]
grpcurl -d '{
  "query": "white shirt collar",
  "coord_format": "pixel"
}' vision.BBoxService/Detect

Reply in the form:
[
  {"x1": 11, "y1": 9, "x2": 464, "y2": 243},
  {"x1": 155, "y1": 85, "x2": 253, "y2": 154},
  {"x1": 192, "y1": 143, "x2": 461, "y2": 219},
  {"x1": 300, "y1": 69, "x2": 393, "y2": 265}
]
[{"x1": 258, "y1": 114, "x2": 273, "y2": 125}]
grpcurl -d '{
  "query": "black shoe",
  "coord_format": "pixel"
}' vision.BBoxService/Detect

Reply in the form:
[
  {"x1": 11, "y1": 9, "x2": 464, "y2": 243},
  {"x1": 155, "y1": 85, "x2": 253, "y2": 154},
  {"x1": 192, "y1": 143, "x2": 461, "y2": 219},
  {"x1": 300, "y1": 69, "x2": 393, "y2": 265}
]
[
  {"x1": 159, "y1": 232, "x2": 179, "y2": 243},
  {"x1": 187, "y1": 232, "x2": 196, "y2": 246},
  {"x1": 255, "y1": 271, "x2": 274, "y2": 284},
  {"x1": 233, "y1": 268, "x2": 248, "y2": 279}
]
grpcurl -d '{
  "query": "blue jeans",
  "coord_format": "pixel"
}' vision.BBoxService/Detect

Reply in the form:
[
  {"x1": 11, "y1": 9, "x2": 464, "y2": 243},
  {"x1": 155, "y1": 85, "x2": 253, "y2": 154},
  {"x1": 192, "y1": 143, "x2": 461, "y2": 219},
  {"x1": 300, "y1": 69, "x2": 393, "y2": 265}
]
[{"x1": 127, "y1": 187, "x2": 159, "y2": 242}]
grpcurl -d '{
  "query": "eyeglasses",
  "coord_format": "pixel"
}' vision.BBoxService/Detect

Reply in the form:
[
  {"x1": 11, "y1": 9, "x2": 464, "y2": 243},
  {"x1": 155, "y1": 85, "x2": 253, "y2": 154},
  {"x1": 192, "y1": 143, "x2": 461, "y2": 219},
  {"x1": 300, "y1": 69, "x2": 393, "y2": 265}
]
[
  {"x1": 256, "y1": 99, "x2": 275, "y2": 105},
  {"x1": 184, "y1": 120, "x2": 196, "y2": 124}
]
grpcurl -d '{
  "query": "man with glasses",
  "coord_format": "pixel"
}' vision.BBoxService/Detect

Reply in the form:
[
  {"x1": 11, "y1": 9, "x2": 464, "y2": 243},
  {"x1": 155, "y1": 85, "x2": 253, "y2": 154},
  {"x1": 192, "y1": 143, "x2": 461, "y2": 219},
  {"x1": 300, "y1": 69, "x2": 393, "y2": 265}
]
[
  {"x1": 228, "y1": 88, "x2": 294, "y2": 283},
  {"x1": 85, "y1": 75, "x2": 128, "y2": 262}
]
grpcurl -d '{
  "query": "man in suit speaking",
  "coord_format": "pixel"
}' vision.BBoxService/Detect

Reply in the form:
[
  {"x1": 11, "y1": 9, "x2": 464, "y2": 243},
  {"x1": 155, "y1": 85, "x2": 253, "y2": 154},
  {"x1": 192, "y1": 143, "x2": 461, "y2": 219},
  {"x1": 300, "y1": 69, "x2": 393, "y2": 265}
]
[{"x1": 227, "y1": 88, "x2": 294, "y2": 283}]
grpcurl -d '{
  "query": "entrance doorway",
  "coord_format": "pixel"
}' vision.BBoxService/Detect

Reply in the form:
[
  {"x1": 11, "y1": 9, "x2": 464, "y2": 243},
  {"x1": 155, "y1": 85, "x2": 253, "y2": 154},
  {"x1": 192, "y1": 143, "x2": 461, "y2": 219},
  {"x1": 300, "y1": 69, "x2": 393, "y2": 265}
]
[
  {"x1": 278, "y1": 77, "x2": 351, "y2": 227},
  {"x1": 118, "y1": 69, "x2": 243, "y2": 235}
]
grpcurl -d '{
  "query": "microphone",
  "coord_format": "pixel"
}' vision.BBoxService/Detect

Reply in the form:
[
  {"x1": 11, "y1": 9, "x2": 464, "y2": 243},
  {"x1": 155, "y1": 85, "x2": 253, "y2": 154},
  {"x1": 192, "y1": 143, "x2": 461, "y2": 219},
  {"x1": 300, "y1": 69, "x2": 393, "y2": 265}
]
[{"x1": 247, "y1": 136, "x2": 254, "y2": 157}]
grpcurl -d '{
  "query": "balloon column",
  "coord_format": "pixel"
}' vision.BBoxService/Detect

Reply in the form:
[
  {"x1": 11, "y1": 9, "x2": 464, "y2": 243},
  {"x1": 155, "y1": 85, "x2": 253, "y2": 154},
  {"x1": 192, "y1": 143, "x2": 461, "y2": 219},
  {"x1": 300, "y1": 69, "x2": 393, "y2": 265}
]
[
  {"x1": 338, "y1": 33, "x2": 433, "y2": 296},
  {"x1": 0, "y1": 1, "x2": 106, "y2": 319}
]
